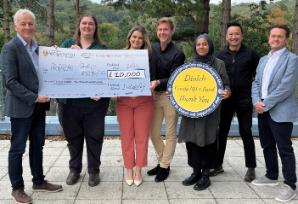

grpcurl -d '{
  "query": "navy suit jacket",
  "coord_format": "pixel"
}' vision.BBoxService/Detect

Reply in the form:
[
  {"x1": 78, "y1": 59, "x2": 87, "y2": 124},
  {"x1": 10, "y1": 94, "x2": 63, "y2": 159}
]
[
  {"x1": 252, "y1": 48, "x2": 298, "y2": 122},
  {"x1": 0, "y1": 36, "x2": 49, "y2": 118}
]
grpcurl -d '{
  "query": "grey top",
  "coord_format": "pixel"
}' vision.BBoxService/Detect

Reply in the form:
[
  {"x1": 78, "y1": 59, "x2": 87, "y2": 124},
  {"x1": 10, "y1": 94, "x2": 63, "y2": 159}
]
[{"x1": 178, "y1": 57, "x2": 230, "y2": 147}]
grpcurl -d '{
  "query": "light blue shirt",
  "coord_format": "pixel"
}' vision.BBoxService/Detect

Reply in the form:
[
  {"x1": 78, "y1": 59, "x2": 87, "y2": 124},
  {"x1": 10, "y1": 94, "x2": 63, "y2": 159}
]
[
  {"x1": 261, "y1": 47, "x2": 286, "y2": 99},
  {"x1": 17, "y1": 33, "x2": 38, "y2": 72}
]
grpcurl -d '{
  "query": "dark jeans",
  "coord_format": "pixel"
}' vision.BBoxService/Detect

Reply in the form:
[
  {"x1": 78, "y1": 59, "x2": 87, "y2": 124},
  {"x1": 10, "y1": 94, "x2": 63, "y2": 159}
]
[
  {"x1": 60, "y1": 103, "x2": 108, "y2": 174},
  {"x1": 217, "y1": 99, "x2": 256, "y2": 168},
  {"x1": 9, "y1": 105, "x2": 46, "y2": 191},
  {"x1": 258, "y1": 112, "x2": 296, "y2": 189}
]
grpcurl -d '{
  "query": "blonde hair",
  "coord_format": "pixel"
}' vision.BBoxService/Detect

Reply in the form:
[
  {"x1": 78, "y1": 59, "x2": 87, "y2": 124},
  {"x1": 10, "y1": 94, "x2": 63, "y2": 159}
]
[
  {"x1": 156, "y1": 17, "x2": 175, "y2": 31},
  {"x1": 13, "y1": 9, "x2": 35, "y2": 25},
  {"x1": 126, "y1": 25, "x2": 152, "y2": 52}
]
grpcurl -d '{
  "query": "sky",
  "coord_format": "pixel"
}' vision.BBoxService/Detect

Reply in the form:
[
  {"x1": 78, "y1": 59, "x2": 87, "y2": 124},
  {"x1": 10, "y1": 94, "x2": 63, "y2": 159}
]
[{"x1": 91, "y1": 0, "x2": 265, "y2": 5}]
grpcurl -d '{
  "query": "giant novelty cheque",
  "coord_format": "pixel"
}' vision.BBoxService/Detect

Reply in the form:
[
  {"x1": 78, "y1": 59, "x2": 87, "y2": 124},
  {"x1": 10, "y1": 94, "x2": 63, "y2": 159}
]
[{"x1": 38, "y1": 46, "x2": 151, "y2": 98}]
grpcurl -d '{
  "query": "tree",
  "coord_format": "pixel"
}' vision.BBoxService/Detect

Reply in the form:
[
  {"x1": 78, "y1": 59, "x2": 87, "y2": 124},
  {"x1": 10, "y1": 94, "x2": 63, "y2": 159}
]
[
  {"x1": 220, "y1": 0, "x2": 231, "y2": 49},
  {"x1": 105, "y1": 0, "x2": 210, "y2": 40},
  {"x1": 293, "y1": 0, "x2": 298, "y2": 105},
  {"x1": 47, "y1": 0, "x2": 55, "y2": 46},
  {"x1": 74, "y1": 0, "x2": 80, "y2": 23},
  {"x1": 2, "y1": 0, "x2": 10, "y2": 43},
  {"x1": 292, "y1": 0, "x2": 298, "y2": 54},
  {"x1": 232, "y1": 2, "x2": 270, "y2": 56}
]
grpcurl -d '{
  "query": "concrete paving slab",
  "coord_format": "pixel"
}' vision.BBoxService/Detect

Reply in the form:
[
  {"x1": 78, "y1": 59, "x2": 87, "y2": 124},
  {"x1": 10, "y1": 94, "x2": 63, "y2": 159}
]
[
  {"x1": 0, "y1": 200, "x2": 16, "y2": 204},
  {"x1": 172, "y1": 143, "x2": 186, "y2": 156},
  {"x1": 101, "y1": 145, "x2": 123, "y2": 156},
  {"x1": 44, "y1": 140, "x2": 67, "y2": 146},
  {"x1": 29, "y1": 200, "x2": 74, "y2": 204},
  {"x1": 169, "y1": 199, "x2": 216, "y2": 204},
  {"x1": 147, "y1": 155, "x2": 159, "y2": 166},
  {"x1": 76, "y1": 181, "x2": 122, "y2": 200},
  {"x1": 0, "y1": 149, "x2": 8, "y2": 156},
  {"x1": 209, "y1": 181, "x2": 259, "y2": 199},
  {"x1": 170, "y1": 156, "x2": 188, "y2": 167},
  {"x1": 100, "y1": 155, "x2": 123, "y2": 167},
  {"x1": 75, "y1": 200, "x2": 121, "y2": 204},
  {"x1": 263, "y1": 199, "x2": 298, "y2": 203},
  {"x1": 45, "y1": 166, "x2": 73, "y2": 182},
  {"x1": 53, "y1": 156, "x2": 74, "y2": 167},
  {"x1": 0, "y1": 157, "x2": 8, "y2": 167},
  {"x1": 0, "y1": 181, "x2": 16, "y2": 199},
  {"x1": 43, "y1": 147, "x2": 65, "y2": 156},
  {"x1": 1, "y1": 138, "x2": 298, "y2": 203},
  {"x1": 216, "y1": 198, "x2": 265, "y2": 204},
  {"x1": 0, "y1": 167, "x2": 7, "y2": 179},
  {"x1": 123, "y1": 200, "x2": 169, "y2": 204},
  {"x1": 122, "y1": 182, "x2": 167, "y2": 200},
  {"x1": 165, "y1": 181, "x2": 213, "y2": 199}
]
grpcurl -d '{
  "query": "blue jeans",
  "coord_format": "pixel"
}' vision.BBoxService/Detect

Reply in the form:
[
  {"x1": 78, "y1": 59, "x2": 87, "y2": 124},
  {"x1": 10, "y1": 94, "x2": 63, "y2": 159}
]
[
  {"x1": 8, "y1": 106, "x2": 46, "y2": 190},
  {"x1": 258, "y1": 112, "x2": 296, "y2": 190}
]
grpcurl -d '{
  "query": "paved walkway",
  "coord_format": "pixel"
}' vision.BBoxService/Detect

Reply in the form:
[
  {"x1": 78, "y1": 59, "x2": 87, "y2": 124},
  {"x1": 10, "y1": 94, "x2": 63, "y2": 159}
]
[{"x1": 1, "y1": 138, "x2": 298, "y2": 204}]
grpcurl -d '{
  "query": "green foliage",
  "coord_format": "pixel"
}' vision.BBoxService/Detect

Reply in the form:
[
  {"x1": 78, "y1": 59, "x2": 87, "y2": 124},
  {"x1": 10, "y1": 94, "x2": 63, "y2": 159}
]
[
  {"x1": 106, "y1": 99, "x2": 116, "y2": 116},
  {"x1": 232, "y1": 3, "x2": 271, "y2": 56},
  {"x1": 209, "y1": 3, "x2": 222, "y2": 54},
  {"x1": 0, "y1": 31, "x2": 4, "y2": 49},
  {"x1": 181, "y1": 41, "x2": 194, "y2": 62},
  {"x1": 99, "y1": 23, "x2": 122, "y2": 48}
]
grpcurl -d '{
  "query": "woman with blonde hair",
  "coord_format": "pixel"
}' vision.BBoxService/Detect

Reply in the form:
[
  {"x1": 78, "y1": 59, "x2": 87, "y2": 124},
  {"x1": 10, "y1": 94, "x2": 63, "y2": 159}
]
[{"x1": 116, "y1": 25, "x2": 156, "y2": 186}]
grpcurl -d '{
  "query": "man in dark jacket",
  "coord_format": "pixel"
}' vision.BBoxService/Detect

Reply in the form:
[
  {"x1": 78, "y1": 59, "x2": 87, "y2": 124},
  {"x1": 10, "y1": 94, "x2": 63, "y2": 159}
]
[
  {"x1": 1, "y1": 9, "x2": 62, "y2": 204},
  {"x1": 210, "y1": 22, "x2": 260, "y2": 182},
  {"x1": 147, "y1": 17, "x2": 185, "y2": 182}
]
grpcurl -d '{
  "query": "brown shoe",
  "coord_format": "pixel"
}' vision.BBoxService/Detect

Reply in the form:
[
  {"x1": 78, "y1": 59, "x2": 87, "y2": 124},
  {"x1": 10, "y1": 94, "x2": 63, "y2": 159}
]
[
  {"x1": 32, "y1": 181, "x2": 63, "y2": 192},
  {"x1": 11, "y1": 189, "x2": 32, "y2": 204}
]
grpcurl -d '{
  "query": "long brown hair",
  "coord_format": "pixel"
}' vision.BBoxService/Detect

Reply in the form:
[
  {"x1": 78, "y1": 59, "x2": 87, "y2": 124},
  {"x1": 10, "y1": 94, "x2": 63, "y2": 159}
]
[
  {"x1": 74, "y1": 14, "x2": 101, "y2": 46},
  {"x1": 126, "y1": 25, "x2": 152, "y2": 52}
]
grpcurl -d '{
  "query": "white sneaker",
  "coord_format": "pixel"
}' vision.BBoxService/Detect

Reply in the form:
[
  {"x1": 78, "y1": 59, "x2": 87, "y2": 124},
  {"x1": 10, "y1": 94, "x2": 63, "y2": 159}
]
[
  {"x1": 251, "y1": 175, "x2": 279, "y2": 186},
  {"x1": 275, "y1": 184, "x2": 297, "y2": 202}
]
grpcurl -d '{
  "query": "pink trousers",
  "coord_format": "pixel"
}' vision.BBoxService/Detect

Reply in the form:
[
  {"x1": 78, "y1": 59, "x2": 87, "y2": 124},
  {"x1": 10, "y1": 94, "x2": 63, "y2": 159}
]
[{"x1": 116, "y1": 96, "x2": 154, "y2": 168}]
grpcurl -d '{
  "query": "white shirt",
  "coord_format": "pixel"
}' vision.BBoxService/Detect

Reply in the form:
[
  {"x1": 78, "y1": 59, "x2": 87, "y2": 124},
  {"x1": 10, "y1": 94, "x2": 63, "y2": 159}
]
[{"x1": 261, "y1": 47, "x2": 286, "y2": 99}]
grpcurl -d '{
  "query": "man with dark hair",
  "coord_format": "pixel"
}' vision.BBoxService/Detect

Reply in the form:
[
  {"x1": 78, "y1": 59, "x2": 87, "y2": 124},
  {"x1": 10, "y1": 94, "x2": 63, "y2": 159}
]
[
  {"x1": 251, "y1": 24, "x2": 298, "y2": 202},
  {"x1": 211, "y1": 22, "x2": 259, "y2": 182}
]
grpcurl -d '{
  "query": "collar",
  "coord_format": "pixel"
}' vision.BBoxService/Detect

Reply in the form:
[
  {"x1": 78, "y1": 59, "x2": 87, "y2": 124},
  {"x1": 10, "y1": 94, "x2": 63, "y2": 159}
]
[
  {"x1": 17, "y1": 33, "x2": 38, "y2": 51},
  {"x1": 158, "y1": 41, "x2": 173, "y2": 52},
  {"x1": 268, "y1": 47, "x2": 286, "y2": 57},
  {"x1": 225, "y1": 43, "x2": 245, "y2": 54}
]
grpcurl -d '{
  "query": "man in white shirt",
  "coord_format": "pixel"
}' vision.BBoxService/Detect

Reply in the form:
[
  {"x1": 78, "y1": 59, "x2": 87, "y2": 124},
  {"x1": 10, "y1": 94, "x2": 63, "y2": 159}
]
[{"x1": 251, "y1": 25, "x2": 298, "y2": 202}]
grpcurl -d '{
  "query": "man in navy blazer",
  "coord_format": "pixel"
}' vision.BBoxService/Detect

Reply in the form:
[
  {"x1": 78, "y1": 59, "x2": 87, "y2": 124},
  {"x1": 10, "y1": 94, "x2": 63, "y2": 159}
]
[
  {"x1": 251, "y1": 25, "x2": 298, "y2": 202},
  {"x1": 1, "y1": 9, "x2": 62, "y2": 203}
]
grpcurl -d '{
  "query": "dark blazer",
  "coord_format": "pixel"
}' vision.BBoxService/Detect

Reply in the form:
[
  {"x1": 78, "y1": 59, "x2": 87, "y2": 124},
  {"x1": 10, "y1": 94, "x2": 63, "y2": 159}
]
[{"x1": 1, "y1": 36, "x2": 49, "y2": 118}]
